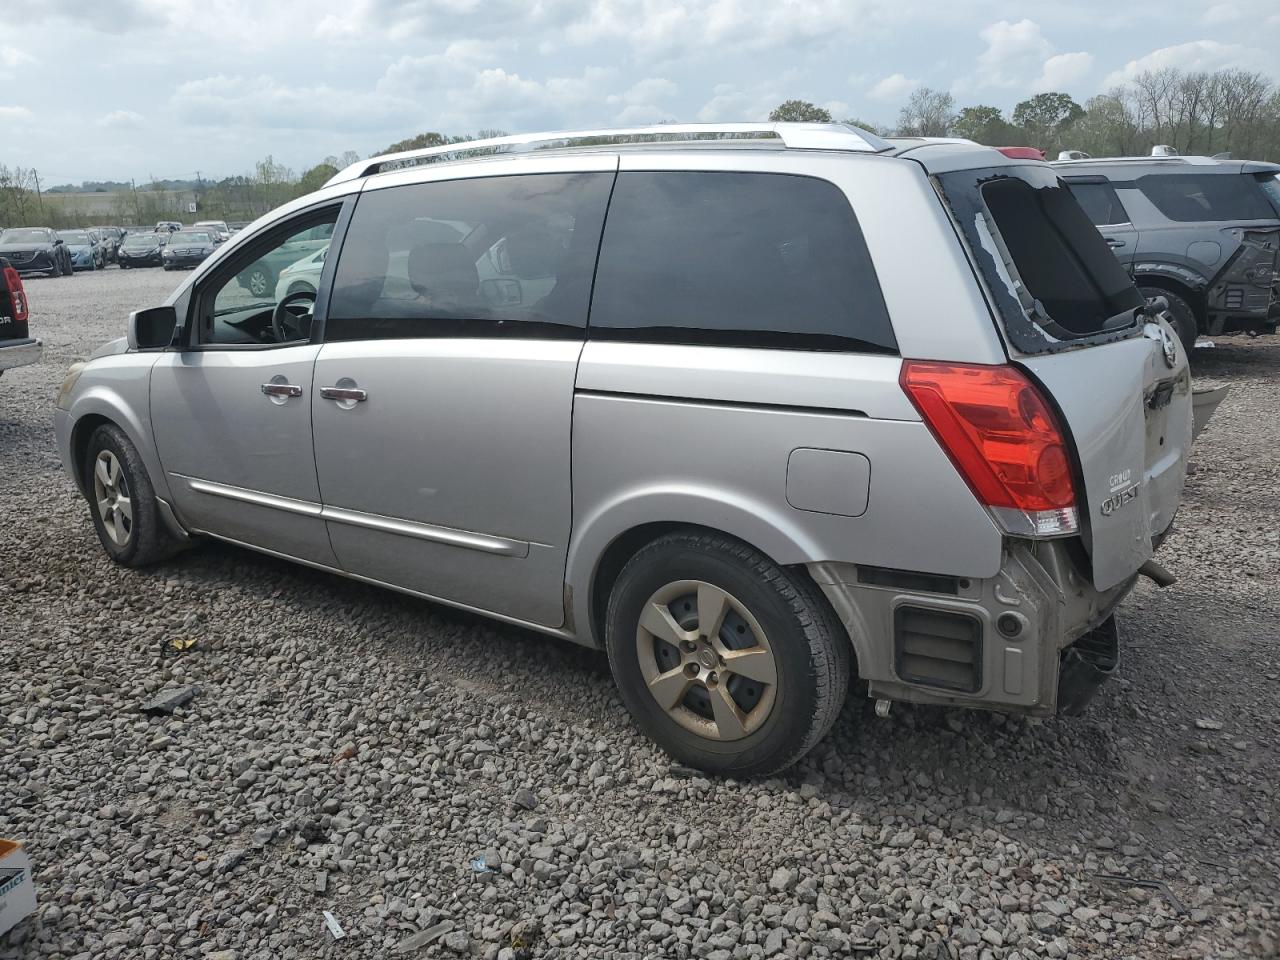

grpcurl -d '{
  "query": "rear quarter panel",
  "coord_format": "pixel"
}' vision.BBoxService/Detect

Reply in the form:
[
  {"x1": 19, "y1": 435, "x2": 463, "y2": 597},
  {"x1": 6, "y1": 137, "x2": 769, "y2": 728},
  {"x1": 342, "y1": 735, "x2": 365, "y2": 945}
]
[{"x1": 567, "y1": 345, "x2": 1004, "y2": 645}]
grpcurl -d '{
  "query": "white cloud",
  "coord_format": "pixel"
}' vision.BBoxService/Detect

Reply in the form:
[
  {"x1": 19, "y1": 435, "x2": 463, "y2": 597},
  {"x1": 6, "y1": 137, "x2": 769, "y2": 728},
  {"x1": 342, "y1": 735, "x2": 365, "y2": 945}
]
[
  {"x1": 1103, "y1": 40, "x2": 1271, "y2": 87},
  {"x1": 1033, "y1": 52, "x2": 1094, "y2": 92},
  {"x1": 973, "y1": 19, "x2": 1052, "y2": 89},
  {"x1": 98, "y1": 110, "x2": 145, "y2": 129},
  {"x1": 869, "y1": 72, "x2": 917, "y2": 100},
  {"x1": 0, "y1": 106, "x2": 32, "y2": 122},
  {"x1": 696, "y1": 82, "x2": 782, "y2": 123},
  {"x1": 1202, "y1": 3, "x2": 1244, "y2": 23},
  {"x1": 1, "y1": 46, "x2": 35, "y2": 69}
]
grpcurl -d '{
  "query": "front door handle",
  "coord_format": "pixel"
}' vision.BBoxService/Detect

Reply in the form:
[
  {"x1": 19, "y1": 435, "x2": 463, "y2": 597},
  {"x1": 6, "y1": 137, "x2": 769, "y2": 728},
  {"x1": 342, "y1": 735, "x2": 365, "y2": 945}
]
[
  {"x1": 261, "y1": 382, "x2": 303, "y2": 398},
  {"x1": 1106, "y1": 238, "x2": 1127, "y2": 248},
  {"x1": 319, "y1": 386, "x2": 368, "y2": 403}
]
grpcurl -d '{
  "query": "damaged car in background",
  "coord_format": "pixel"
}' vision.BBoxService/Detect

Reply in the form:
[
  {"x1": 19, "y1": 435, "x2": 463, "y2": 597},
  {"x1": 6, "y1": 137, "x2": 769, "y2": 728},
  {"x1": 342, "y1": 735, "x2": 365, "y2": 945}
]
[
  {"x1": 53, "y1": 124, "x2": 1193, "y2": 776},
  {"x1": 1054, "y1": 150, "x2": 1280, "y2": 354}
]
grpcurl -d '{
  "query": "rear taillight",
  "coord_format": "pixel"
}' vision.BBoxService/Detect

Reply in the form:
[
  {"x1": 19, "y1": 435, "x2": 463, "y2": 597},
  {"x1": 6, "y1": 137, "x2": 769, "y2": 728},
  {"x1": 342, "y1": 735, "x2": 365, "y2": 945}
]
[
  {"x1": 3, "y1": 265, "x2": 27, "y2": 324},
  {"x1": 900, "y1": 360, "x2": 1078, "y2": 537}
]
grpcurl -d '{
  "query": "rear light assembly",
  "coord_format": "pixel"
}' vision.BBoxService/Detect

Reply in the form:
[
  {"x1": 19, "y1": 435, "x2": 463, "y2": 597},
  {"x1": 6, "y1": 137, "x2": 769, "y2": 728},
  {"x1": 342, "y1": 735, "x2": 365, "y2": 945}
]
[
  {"x1": 900, "y1": 360, "x2": 1078, "y2": 537},
  {"x1": 2, "y1": 265, "x2": 28, "y2": 324}
]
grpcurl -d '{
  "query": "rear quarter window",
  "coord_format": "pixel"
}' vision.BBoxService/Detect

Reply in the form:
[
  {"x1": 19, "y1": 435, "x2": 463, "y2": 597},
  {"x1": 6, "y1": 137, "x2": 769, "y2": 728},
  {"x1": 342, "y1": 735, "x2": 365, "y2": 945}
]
[
  {"x1": 588, "y1": 171, "x2": 897, "y2": 354},
  {"x1": 1138, "y1": 173, "x2": 1278, "y2": 222}
]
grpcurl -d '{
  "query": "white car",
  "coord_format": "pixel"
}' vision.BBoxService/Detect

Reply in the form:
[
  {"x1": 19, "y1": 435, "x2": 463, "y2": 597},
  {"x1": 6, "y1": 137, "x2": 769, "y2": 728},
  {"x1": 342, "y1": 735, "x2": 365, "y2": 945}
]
[
  {"x1": 273, "y1": 244, "x2": 329, "y2": 302},
  {"x1": 194, "y1": 220, "x2": 232, "y2": 243}
]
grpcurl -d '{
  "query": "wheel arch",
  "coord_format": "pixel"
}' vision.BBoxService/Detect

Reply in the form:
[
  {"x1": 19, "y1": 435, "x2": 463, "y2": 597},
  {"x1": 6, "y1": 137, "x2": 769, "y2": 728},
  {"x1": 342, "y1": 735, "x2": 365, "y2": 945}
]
[
  {"x1": 65, "y1": 386, "x2": 169, "y2": 503},
  {"x1": 1133, "y1": 271, "x2": 1206, "y2": 325},
  {"x1": 568, "y1": 490, "x2": 839, "y2": 651}
]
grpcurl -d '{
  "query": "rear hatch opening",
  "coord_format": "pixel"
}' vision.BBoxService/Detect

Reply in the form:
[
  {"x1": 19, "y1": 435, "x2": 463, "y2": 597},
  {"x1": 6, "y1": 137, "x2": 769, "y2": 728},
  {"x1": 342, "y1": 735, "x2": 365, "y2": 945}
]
[{"x1": 933, "y1": 164, "x2": 1193, "y2": 591}]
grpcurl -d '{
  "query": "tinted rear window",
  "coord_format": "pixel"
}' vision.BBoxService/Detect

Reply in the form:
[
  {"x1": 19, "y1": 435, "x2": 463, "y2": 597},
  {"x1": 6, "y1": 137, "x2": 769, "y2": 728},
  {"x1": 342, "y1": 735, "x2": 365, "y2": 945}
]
[
  {"x1": 589, "y1": 171, "x2": 896, "y2": 354},
  {"x1": 980, "y1": 177, "x2": 1142, "y2": 338},
  {"x1": 1138, "y1": 173, "x2": 1278, "y2": 222},
  {"x1": 1065, "y1": 181, "x2": 1130, "y2": 226}
]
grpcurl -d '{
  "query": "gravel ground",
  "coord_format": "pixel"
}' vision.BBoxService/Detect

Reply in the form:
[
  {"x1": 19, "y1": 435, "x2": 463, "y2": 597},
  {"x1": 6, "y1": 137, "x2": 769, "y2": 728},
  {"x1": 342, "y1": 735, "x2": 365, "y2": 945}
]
[{"x1": 1, "y1": 267, "x2": 1277, "y2": 960}]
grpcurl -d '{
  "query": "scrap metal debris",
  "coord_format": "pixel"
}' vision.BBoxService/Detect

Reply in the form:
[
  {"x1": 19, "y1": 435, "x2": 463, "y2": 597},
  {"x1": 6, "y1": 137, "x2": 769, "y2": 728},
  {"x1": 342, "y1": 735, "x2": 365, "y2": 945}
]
[
  {"x1": 1095, "y1": 873, "x2": 1188, "y2": 915},
  {"x1": 395, "y1": 920, "x2": 454, "y2": 953},
  {"x1": 322, "y1": 910, "x2": 346, "y2": 941}
]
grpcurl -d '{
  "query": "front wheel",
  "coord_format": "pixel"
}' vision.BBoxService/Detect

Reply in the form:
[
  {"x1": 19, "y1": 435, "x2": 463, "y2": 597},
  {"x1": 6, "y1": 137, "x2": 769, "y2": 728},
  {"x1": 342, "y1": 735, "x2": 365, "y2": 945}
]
[
  {"x1": 605, "y1": 532, "x2": 850, "y2": 777},
  {"x1": 82, "y1": 424, "x2": 179, "y2": 567}
]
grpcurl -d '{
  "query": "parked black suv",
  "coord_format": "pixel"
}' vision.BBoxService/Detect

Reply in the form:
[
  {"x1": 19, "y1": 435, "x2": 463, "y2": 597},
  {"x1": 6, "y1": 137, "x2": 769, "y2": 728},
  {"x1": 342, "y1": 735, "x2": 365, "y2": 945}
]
[{"x1": 1052, "y1": 155, "x2": 1280, "y2": 351}]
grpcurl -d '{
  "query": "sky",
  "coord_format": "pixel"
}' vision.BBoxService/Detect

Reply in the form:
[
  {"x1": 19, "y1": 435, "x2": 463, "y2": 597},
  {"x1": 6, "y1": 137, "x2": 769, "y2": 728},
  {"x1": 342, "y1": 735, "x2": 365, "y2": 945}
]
[{"x1": 2, "y1": 0, "x2": 1279, "y2": 184}]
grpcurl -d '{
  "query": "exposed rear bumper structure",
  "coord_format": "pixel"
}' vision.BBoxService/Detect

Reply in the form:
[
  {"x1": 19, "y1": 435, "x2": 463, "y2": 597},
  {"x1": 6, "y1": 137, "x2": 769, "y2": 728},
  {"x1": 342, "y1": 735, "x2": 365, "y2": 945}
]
[{"x1": 810, "y1": 538, "x2": 1143, "y2": 718}]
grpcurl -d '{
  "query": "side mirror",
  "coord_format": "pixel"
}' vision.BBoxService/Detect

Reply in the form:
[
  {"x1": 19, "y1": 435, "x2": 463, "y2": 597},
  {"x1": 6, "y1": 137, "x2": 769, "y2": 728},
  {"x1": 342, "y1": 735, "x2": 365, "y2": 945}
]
[{"x1": 128, "y1": 306, "x2": 178, "y2": 350}]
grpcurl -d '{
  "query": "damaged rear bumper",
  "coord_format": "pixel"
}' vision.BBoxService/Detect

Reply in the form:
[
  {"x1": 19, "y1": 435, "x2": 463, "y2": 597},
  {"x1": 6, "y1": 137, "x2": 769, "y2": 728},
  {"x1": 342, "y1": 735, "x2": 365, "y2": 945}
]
[{"x1": 810, "y1": 538, "x2": 1145, "y2": 718}]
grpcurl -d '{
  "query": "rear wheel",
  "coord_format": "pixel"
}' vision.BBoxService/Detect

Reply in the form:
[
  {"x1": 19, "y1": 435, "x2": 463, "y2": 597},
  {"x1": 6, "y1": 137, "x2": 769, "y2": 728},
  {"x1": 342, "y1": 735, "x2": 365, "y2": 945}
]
[
  {"x1": 82, "y1": 424, "x2": 179, "y2": 567},
  {"x1": 605, "y1": 531, "x2": 850, "y2": 776},
  {"x1": 1139, "y1": 286, "x2": 1198, "y2": 356}
]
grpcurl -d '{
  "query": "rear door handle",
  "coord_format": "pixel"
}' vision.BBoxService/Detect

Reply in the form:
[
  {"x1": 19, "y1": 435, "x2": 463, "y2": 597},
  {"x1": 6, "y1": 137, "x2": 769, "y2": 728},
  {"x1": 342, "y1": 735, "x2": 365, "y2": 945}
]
[
  {"x1": 319, "y1": 386, "x2": 368, "y2": 402},
  {"x1": 261, "y1": 382, "x2": 303, "y2": 398},
  {"x1": 1106, "y1": 238, "x2": 1127, "y2": 248}
]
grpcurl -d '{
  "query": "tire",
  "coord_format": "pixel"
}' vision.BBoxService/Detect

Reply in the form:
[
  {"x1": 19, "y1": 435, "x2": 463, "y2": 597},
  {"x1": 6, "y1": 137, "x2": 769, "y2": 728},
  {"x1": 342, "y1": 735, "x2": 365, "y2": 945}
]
[
  {"x1": 1139, "y1": 286, "x2": 1198, "y2": 356},
  {"x1": 605, "y1": 531, "x2": 850, "y2": 777},
  {"x1": 82, "y1": 424, "x2": 179, "y2": 567},
  {"x1": 241, "y1": 266, "x2": 272, "y2": 298}
]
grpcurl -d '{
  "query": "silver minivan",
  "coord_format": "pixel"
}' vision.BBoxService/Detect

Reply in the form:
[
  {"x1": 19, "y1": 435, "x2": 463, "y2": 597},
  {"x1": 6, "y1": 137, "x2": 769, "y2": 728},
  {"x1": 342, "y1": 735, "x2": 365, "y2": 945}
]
[{"x1": 55, "y1": 124, "x2": 1192, "y2": 775}]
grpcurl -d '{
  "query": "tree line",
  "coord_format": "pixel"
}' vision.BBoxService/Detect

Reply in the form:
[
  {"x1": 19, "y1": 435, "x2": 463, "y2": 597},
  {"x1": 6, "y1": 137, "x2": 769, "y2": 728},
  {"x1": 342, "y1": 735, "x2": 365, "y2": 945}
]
[
  {"x1": 4, "y1": 66, "x2": 1278, "y2": 231},
  {"x1": 771, "y1": 66, "x2": 1280, "y2": 162}
]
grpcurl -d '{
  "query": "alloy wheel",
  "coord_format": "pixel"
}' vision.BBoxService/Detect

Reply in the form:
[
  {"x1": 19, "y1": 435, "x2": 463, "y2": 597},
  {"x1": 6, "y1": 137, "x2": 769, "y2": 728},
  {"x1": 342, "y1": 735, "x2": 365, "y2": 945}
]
[
  {"x1": 92, "y1": 450, "x2": 133, "y2": 546},
  {"x1": 634, "y1": 580, "x2": 778, "y2": 741}
]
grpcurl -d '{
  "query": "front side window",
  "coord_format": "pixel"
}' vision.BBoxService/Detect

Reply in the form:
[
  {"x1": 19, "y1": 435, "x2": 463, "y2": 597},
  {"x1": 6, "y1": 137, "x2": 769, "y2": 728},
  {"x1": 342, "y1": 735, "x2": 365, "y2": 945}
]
[
  {"x1": 199, "y1": 211, "x2": 340, "y2": 346},
  {"x1": 1066, "y1": 181, "x2": 1130, "y2": 226},
  {"x1": 1138, "y1": 173, "x2": 1278, "y2": 222},
  {"x1": 589, "y1": 171, "x2": 896, "y2": 353},
  {"x1": 326, "y1": 172, "x2": 612, "y2": 341}
]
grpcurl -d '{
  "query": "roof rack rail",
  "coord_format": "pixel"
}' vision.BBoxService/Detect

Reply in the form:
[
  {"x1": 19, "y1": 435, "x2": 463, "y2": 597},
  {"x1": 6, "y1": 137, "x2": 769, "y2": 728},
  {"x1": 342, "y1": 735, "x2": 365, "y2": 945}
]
[{"x1": 325, "y1": 123, "x2": 892, "y2": 187}]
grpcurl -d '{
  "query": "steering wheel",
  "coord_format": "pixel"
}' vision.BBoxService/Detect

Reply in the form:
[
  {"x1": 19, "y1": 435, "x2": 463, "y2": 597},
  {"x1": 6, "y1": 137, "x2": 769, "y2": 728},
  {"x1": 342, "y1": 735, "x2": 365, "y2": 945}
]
[{"x1": 272, "y1": 289, "x2": 316, "y2": 343}]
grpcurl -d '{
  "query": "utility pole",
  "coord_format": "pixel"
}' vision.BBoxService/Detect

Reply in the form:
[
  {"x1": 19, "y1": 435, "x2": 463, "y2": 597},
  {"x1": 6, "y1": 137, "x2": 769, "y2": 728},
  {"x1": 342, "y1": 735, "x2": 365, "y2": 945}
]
[
  {"x1": 32, "y1": 169, "x2": 44, "y2": 217},
  {"x1": 131, "y1": 178, "x2": 141, "y2": 224}
]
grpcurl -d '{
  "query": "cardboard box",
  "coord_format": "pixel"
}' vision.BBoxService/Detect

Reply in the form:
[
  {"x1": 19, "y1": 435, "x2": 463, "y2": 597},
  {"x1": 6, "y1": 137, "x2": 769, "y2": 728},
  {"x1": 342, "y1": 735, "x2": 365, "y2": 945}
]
[{"x1": 0, "y1": 840, "x2": 36, "y2": 937}]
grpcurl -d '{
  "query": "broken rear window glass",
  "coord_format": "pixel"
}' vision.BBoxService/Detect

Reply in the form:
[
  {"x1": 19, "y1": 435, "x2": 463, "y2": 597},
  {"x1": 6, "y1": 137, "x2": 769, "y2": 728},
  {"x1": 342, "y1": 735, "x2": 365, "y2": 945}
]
[
  {"x1": 1138, "y1": 173, "x2": 1278, "y2": 222},
  {"x1": 978, "y1": 176, "x2": 1143, "y2": 340}
]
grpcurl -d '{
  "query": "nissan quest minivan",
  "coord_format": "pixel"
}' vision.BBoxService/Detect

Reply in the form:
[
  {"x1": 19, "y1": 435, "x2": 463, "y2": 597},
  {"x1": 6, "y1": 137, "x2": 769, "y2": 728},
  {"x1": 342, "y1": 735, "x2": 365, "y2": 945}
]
[{"x1": 55, "y1": 124, "x2": 1192, "y2": 776}]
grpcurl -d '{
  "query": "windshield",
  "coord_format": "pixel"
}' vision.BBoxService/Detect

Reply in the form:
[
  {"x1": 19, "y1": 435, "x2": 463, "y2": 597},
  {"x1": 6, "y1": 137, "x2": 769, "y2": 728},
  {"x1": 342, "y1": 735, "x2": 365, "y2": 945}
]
[
  {"x1": 939, "y1": 166, "x2": 1144, "y2": 354},
  {"x1": 170, "y1": 232, "x2": 211, "y2": 244},
  {"x1": 58, "y1": 232, "x2": 92, "y2": 244},
  {"x1": 1, "y1": 229, "x2": 50, "y2": 244},
  {"x1": 124, "y1": 235, "x2": 158, "y2": 247}
]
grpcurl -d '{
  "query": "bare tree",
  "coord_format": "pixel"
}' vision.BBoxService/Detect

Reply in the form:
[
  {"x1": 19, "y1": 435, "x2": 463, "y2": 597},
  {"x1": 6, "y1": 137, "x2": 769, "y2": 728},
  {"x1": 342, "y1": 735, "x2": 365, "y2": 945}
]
[{"x1": 896, "y1": 88, "x2": 956, "y2": 137}]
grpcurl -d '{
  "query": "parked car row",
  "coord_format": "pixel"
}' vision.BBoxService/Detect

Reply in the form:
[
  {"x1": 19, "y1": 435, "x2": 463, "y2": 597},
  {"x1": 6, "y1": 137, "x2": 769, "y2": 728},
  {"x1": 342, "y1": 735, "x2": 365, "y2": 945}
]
[{"x1": 54, "y1": 123, "x2": 1197, "y2": 776}]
